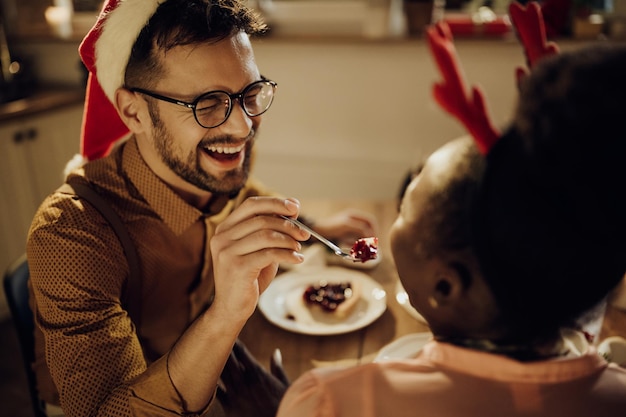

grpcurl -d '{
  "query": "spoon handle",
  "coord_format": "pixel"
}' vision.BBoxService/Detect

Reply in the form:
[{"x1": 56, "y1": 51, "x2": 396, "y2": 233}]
[{"x1": 280, "y1": 215, "x2": 345, "y2": 256}]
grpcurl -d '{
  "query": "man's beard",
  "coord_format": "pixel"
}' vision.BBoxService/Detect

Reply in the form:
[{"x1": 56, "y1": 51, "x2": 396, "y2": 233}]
[{"x1": 149, "y1": 106, "x2": 252, "y2": 195}]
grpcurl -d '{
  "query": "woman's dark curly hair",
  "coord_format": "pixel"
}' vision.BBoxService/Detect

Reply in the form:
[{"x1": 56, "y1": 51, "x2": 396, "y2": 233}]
[
  {"x1": 423, "y1": 44, "x2": 626, "y2": 342},
  {"x1": 479, "y1": 44, "x2": 626, "y2": 340}
]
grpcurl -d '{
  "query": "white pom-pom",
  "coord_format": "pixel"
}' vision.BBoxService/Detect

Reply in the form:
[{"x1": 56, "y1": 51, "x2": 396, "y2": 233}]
[{"x1": 63, "y1": 153, "x2": 89, "y2": 179}]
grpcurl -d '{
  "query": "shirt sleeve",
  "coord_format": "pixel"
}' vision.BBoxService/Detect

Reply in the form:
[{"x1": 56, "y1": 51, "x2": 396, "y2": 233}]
[
  {"x1": 27, "y1": 193, "x2": 214, "y2": 417},
  {"x1": 276, "y1": 371, "x2": 333, "y2": 417}
]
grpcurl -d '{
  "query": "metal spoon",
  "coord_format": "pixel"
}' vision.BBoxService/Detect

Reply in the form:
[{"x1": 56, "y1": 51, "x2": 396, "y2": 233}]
[{"x1": 280, "y1": 215, "x2": 356, "y2": 261}]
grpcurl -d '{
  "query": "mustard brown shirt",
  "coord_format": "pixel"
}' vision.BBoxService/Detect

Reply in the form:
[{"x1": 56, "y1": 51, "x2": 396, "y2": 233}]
[{"x1": 27, "y1": 137, "x2": 273, "y2": 417}]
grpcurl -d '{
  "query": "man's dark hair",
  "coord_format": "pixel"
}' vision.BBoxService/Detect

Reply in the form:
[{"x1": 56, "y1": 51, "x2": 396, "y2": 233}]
[{"x1": 125, "y1": 0, "x2": 267, "y2": 90}]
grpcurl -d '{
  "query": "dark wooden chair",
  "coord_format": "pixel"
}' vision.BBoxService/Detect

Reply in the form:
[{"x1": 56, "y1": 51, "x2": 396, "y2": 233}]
[{"x1": 4, "y1": 255, "x2": 47, "y2": 417}]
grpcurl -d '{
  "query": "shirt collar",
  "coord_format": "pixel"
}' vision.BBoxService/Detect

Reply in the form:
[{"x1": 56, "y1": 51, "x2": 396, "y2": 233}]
[
  {"x1": 123, "y1": 137, "x2": 204, "y2": 235},
  {"x1": 420, "y1": 335, "x2": 607, "y2": 384}
]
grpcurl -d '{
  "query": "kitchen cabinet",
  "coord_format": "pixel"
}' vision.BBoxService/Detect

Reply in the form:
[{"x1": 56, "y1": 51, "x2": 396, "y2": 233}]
[{"x1": 0, "y1": 102, "x2": 82, "y2": 318}]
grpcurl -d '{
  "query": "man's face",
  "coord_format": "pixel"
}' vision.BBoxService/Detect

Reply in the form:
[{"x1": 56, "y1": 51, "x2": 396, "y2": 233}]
[{"x1": 143, "y1": 32, "x2": 262, "y2": 195}]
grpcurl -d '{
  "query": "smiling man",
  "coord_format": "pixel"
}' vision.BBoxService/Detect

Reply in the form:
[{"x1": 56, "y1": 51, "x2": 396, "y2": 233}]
[{"x1": 25, "y1": 1, "x2": 377, "y2": 417}]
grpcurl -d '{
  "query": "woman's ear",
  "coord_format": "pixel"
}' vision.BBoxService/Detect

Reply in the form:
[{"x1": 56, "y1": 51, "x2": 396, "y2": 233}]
[
  {"x1": 424, "y1": 256, "x2": 500, "y2": 338},
  {"x1": 115, "y1": 88, "x2": 147, "y2": 134},
  {"x1": 429, "y1": 262, "x2": 467, "y2": 308}
]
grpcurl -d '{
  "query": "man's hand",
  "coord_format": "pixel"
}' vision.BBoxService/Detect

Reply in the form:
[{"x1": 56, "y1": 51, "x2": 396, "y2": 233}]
[
  {"x1": 209, "y1": 197, "x2": 310, "y2": 323},
  {"x1": 218, "y1": 339, "x2": 289, "y2": 417},
  {"x1": 313, "y1": 208, "x2": 378, "y2": 245},
  {"x1": 167, "y1": 198, "x2": 306, "y2": 413}
]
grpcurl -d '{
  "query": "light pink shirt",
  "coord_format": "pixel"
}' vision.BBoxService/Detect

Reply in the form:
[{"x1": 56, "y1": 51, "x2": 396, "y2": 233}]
[{"x1": 277, "y1": 340, "x2": 626, "y2": 417}]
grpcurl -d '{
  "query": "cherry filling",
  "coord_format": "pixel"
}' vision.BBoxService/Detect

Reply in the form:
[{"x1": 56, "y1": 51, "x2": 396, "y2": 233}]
[
  {"x1": 303, "y1": 281, "x2": 353, "y2": 312},
  {"x1": 350, "y1": 237, "x2": 378, "y2": 263}
]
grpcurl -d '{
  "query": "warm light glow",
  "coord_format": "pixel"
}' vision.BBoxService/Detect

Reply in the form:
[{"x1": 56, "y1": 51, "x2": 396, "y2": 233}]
[
  {"x1": 45, "y1": 6, "x2": 73, "y2": 39},
  {"x1": 8, "y1": 61, "x2": 20, "y2": 74}
]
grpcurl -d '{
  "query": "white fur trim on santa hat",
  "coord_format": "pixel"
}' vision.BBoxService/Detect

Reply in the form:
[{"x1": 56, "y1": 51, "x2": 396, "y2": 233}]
[
  {"x1": 95, "y1": 0, "x2": 165, "y2": 102},
  {"x1": 63, "y1": 153, "x2": 89, "y2": 178}
]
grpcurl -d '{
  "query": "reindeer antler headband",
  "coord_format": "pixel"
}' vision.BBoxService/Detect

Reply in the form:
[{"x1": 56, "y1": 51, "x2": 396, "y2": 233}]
[
  {"x1": 426, "y1": 1, "x2": 560, "y2": 155},
  {"x1": 508, "y1": 1, "x2": 560, "y2": 85},
  {"x1": 426, "y1": 21, "x2": 500, "y2": 154}
]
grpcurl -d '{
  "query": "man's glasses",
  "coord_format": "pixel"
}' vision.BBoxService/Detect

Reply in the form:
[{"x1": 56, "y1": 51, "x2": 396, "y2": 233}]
[{"x1": 129, "y1": 79, "x2": 277, "y2": 129}]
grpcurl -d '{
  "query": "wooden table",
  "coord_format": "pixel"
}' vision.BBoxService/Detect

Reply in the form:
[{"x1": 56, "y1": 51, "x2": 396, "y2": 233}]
[{"x1": 238, "y1": 199, "x2": 626, "y2": 382}]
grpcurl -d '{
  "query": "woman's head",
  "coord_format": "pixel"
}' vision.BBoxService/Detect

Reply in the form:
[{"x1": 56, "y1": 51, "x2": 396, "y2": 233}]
[
  {"x1": 391, "y1": 137, "x2": 500, "y2": 339},
  {"x1": 478, "y1": 44, "x2": 626, "y2": 339},
  {"x1": 392, "y1": 43, "x2": 626, "y2": 342}
]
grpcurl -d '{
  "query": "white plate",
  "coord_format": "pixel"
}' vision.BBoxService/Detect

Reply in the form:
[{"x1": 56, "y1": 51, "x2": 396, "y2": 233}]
[
  {"x1": 395, "y1": 281, "x2": 428, "y2": 325},
  {"x1": 374, "y1": 332, "x2": 433, "y2": 362},
  {"x1": 598, "y1": 336, "x2": 626, "y2": 366},
  {"x1": 259, "y1": 267, "x2": 387, "y2": 335}
]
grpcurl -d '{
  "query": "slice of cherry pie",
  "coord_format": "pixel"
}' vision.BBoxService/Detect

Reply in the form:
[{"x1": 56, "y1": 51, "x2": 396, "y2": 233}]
[{"x1": 285, "y1": 279, "x2": 362, "y2": 321}]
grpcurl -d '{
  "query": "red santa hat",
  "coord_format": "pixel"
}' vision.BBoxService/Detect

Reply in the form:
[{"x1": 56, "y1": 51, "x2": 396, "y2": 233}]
[{"x1": 76, "y1": 0, "x2": 165, "y2": 163}]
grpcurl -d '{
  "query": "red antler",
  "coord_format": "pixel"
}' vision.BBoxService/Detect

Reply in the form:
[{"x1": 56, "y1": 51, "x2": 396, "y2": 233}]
[
  {"x1": 509, "y1": 1, "x2": 560, "y2": 85},
  {"x1": 426, "y1": 21, "x2": 500, "y2": 155}
]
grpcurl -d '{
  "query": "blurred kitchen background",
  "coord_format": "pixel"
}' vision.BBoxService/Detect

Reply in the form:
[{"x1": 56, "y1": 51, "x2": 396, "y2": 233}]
[{"x1": 0, "y1": 0, "x2": 623, "y2": 321}]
